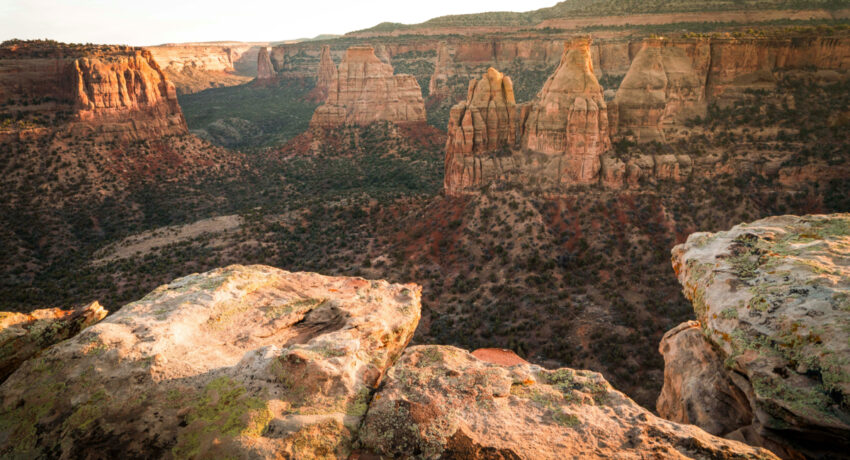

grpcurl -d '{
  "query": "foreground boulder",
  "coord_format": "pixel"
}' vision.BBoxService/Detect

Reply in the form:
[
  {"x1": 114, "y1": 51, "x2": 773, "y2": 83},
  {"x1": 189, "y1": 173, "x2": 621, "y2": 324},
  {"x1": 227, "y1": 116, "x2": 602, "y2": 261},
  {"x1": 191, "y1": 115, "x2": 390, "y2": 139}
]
[
  {"x1": 663, "y1": 214, "x2": 850, "y2": 458},
  {"x1": 0, "y1": 265, "x2": 420, "y2": 458},
  {"x1": 0, "y1": 301, "x2": 106, "y2": 383},
  {"x1": 359, "y1": 345, "x2": 777, "y2": 459}
]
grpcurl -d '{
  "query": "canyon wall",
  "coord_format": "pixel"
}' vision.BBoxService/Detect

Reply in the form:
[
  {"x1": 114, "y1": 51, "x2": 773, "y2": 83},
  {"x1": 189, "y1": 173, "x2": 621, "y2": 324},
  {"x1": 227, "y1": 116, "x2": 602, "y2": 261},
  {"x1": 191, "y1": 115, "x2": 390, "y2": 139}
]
[
  {"x1": 310, "y1": 46, "x2": 426, "y2": 128},
  {"x1": 147, "y1": 42, "x2": 266, "y2": 93},
  {"x1": 0, "y1": 42, "x2": 188, "y2": 141},
  {"x1": 614, "y1": 36, "x2": 850, "y2": 142}
]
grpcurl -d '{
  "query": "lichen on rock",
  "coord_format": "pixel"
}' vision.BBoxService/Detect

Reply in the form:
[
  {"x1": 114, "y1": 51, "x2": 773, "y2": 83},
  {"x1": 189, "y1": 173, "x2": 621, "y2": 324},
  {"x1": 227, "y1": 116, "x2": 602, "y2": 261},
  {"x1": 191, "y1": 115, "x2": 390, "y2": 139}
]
[{"x1": 665, "y1": 214, "x2": 850, "y2": 458}]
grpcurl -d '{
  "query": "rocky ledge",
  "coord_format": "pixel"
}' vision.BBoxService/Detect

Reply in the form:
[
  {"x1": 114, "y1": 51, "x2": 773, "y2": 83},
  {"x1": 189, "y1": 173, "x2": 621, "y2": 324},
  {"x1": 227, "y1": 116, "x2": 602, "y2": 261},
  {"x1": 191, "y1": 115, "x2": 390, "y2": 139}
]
[
  {"x1": 0, "y1": 263, "x2": 779, "y2": 459},
  {"x1": 0, "y1": 265, "x2": 420, "y2": 458},
  {"x1": 661, "y1": 214, "x2": 850, "y2": 458}
]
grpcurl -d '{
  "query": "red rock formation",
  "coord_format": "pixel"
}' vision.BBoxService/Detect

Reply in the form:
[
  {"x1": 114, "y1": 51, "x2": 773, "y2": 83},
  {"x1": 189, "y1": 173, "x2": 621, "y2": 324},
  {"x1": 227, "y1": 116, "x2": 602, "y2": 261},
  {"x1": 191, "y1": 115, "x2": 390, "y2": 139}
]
[
  {"x1": 706, "y1": 36, "x2": 850, "y2": 104},
  {"x1": 521, "y1": 38, "x2": 612, "y2": 184},
  {"x1": 256, "y1": 47, "x2": 274, "y2": 80},
  {"x1": 310, "y1": 46, "x2": 426, "y2": 128},
  {"x1": 307, "y1": 45, "x2": 336, "y2": 102},
  {"x1": 444, "y1": 68, "x2": 517, "y2": 195},
  {"x1": 0, "y1": 42, "x2": 187, "y2": 141},
  {"x1": 614, "y1": 38, "x2": 710, "y2": 143}
]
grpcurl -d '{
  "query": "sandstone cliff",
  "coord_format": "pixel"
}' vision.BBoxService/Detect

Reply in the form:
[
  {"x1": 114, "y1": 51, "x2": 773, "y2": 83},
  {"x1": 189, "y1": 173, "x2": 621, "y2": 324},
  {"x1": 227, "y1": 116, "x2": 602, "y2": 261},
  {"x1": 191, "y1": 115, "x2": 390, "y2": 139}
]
[
  {"x1": 662, "y1": 214, "x2": 850, "y2": 458},
  {"x1": 307, "y1": 45, "x2": 336, "y2": 102},
  {"x1": 444, "y1": 68, "x2": 517, "y2": 195},
  {"x1": 0, "y1": 302, "x2": 106, "y2": 383},
  {"x1": 521, "y1": 38, "x2": 613, "y2": 184},
  {"x1": 359, "y1": 345, "x2": 776, "y2": 459},
  {"x1": 147, "y1": 42, "x2": 265, "y2": 94},
  {"x1": 310, "y1": 46, "x2": 426, "y2": 128},
  {"x1": 0, "y1": 41, "x2": 188, "y2": 141},
  {"x1": 256, "y1": 47, "x2": 274, "y2": 80}
]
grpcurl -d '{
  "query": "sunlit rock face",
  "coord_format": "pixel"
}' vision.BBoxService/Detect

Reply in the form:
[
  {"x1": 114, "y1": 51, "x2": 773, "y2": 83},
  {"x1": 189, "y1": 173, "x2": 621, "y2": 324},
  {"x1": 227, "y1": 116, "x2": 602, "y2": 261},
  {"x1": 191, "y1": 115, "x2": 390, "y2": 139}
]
[
  {"x1": 0, "y1": 41, "x2": 187, "y2": 141},
  {"x1": 310, "y1": 46, "x2": 426, "y2": 128},
  {"x1": 520, "y1": 38, "x2": 612, "y2": 185},
  {"x1": 665, "y1": 214, "x2": 850, "y2": 459},
  {"x1": 0, "y1": 265, "x2": 420, "y2": 458},
  {"x1": 358, "y1": 345, "x2": 778, "y2": 460},
  {"x1": 444, "y1": 67, "x2": 518, "y2": 196},
  {"x1": 614, "y1": 38, "x2": 710, "y2": 143}
]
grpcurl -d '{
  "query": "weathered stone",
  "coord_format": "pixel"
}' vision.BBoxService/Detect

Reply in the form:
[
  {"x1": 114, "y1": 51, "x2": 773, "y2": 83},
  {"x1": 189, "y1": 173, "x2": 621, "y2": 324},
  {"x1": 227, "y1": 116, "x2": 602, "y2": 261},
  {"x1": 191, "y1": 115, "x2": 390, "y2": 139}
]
[
  {"x1": 667, "y1": 214, "x2": 850, "y2": 458},
  {"x1": 0, "y1": 265, "x2": 421, "y2": 458},
  {"x1": 0, "y1": 302, "x2": 106, "y2": 383},
  {"x1": 614, "y1": 38, "x2": 710, "y2": 143},
  {"x1": 256, "y1": 47, "x2": 274, "y2": 80},
  {"x1": 359, "y1": 345, "x2": 777, "y2": 459}
]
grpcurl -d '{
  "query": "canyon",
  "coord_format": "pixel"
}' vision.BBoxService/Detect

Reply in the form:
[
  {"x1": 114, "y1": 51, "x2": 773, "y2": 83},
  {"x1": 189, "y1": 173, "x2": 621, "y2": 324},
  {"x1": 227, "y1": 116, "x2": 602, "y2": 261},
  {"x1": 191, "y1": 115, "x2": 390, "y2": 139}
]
[
  {"x1": 2, "y1": 2, "x2": 850, "y2": 458},
  {"x1": 147, "y1": 42, "x2": 267, "y2": 94}
]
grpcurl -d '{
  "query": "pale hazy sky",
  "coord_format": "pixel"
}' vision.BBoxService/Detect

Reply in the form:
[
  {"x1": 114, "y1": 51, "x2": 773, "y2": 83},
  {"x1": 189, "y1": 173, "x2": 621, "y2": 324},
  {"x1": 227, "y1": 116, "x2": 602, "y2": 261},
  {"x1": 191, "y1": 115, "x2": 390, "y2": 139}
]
[{"x1": 0, "y1": 0, "x2": 560, "y2": 46}]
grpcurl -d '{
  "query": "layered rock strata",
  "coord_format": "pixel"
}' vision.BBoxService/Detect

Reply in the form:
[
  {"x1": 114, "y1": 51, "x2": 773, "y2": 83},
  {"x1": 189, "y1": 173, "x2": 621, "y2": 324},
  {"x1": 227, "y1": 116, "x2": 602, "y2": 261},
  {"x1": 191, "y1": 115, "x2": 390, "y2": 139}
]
[
  {"x1": 147, "y1": 42, "x2": 264, "y2": 94},
  {"x1": 0, "y1": 302, "x2": 106, "y2": 383},
  {"x1": 0, "y1": 265, "x2": 421, "y2": 458},
  {"x1": 0, "y1": 42, "x2": 188, "y2": 141},
  {"x1": 444, "y1": 68, "x2": 518, "y2": 195},
  {"x1": 521, "y1": 38, "x2": 613, "y2": 184},
  {"x1": 359, "y1": 345, "x2": 778, "y2": 459},
  {"x1": 663, "y1": 214, "x2": 850, "y2": 458},
  {"x1": 310, "y1": 46, "x2": 426, "y2": 128}
]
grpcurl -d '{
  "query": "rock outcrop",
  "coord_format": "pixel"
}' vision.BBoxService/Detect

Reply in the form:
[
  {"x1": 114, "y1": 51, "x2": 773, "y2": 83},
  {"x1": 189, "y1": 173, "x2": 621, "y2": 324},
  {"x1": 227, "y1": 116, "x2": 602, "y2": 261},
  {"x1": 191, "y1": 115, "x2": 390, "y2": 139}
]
[
  {"x1": 444, "y1": 68, "x2": 518, "y2": 195},
  {"x1": 359, "y1": 345, "x2": 778, "y2": 459},
  {"x1": 521, "y1": 38, "x2": 612, "y2": 184},
  {"x1": 614, "y1": 38, "x2": 710, "y2": 143},
  {"x1": 308, "y1": 45, "x2": 336, "y2": 102},
  {"x1": 0, "y1": 41, "x2": 188, "y2": 141},
  {"x1": 663, "y1": 214, "x2": 850, "y2": 458},
  {"x1": 0, "y1": 302, "x2": 106, "y2": 383},
  {"x1": 310, "y1": 46, "x2": 426, "y2": 128},
  {"x1": 256, "y1": 47, "x2": 274, "y2": 80},
  {"x1": 0, "y1": 265, "x2": 421, "y2": 458}
]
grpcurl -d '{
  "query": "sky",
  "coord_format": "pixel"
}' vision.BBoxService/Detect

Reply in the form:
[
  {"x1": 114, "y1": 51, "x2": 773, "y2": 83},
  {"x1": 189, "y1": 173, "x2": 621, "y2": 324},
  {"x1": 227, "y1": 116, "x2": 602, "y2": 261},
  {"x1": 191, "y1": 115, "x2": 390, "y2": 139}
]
[{"x1": 0, "y1": 0, "x2": 560, "y2": 46}]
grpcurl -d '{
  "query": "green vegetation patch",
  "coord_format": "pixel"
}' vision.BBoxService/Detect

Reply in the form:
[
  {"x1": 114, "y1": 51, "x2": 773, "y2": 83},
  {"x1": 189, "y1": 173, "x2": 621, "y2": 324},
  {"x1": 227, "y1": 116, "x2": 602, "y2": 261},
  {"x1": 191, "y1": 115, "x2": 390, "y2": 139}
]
[{"x1": 172, "y1": 376, "x2": 272, "y2": 459}]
